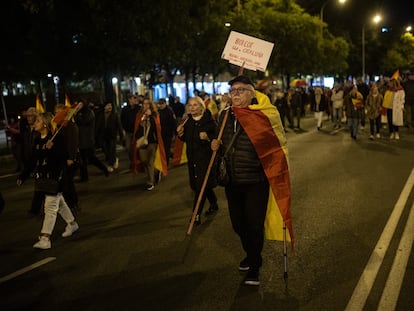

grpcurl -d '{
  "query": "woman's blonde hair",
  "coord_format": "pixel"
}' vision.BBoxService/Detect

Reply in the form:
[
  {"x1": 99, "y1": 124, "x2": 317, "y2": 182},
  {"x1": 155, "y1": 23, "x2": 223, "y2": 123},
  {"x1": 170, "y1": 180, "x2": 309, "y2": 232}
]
[
  {"x1": 39, "y1": 112, "x2": 54, "y2": 132},
  {"x1": 141, "y1": 98, "x2": 158, "y2": 115},
  {"x1": 187, "y1": 96, "x2": 205, "y2": 112}
]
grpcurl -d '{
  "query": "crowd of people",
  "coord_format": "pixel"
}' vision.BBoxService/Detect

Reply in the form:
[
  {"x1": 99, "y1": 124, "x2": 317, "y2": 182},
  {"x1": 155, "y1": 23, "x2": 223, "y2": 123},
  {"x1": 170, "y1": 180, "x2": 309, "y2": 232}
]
[
  {"x1": 4, "y1": 71, "x2": 412, "y2": 286},
  {"x1": 271, "y1": 75, "x2": 412, "y2": 141}
]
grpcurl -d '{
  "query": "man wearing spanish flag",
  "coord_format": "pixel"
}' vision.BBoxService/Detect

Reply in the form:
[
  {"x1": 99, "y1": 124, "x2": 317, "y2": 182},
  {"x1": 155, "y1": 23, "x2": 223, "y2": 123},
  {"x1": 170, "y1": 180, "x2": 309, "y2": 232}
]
[{"x1": 212, "y1": 75, "x2": 293, "y2": 286}]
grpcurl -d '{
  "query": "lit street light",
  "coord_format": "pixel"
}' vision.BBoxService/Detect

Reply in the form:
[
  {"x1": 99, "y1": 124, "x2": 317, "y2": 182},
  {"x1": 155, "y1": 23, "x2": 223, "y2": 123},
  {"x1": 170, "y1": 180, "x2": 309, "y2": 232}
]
[
  {"x1": 320, "y1": 0, "x2": 347, "y2": 23},
  {"x1": 362, "y1": 14, "x2": 382, "y2": 81}
]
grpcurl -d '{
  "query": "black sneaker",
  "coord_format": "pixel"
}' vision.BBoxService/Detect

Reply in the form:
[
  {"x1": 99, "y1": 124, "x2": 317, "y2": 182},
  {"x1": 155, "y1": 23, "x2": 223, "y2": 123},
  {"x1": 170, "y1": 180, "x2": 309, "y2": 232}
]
[
  {"x1": 145, "y1": 184, "x2": 154, "y2": 191},
  {"x1": 238, "y1": 257, "x2": 250, "y2": 272},
  {"x1": 243, "y1": 269, "x2": 260, "y2": 286}
]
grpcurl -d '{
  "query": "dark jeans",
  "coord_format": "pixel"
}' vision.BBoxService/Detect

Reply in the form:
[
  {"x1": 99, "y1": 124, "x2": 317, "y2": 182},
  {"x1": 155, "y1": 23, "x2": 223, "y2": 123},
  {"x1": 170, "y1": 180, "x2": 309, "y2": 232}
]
[
  {"x1": 79, "y1": 148, "x2": 108, "y2": 180},
  {"x1": 225, "y1": 180, "x2": 269, "y2": 270},
  {"x1": 193, "y1": 188, "x2": 217, "y2": 215},
  {"x1": 103, "y1": 138, "x2": 116, "y2": 165},
  {"x1": 369, "y1": 116, "x2": 381, "y2": 135}
]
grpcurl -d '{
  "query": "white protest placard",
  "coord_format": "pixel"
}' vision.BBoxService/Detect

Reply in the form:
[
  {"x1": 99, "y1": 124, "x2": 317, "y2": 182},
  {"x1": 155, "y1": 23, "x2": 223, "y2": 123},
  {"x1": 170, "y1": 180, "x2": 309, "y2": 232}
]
[{"x1": 221, "y1": 31, "x2": 274, "y2": 72}]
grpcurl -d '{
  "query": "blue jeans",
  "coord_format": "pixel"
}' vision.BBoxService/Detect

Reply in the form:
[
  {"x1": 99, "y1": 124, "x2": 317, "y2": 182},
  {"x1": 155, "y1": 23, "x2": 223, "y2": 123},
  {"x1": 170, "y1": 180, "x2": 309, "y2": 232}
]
[{"x1": 348, "y1": 118, "x2": 360, "y2": 138}]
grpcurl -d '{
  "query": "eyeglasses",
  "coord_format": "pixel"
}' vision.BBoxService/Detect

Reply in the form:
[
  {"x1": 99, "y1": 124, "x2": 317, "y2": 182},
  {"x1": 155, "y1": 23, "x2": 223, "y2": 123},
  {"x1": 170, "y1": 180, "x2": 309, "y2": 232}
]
[{"x1": 229, "y1": 87, "x2": 253, "y2": 95}]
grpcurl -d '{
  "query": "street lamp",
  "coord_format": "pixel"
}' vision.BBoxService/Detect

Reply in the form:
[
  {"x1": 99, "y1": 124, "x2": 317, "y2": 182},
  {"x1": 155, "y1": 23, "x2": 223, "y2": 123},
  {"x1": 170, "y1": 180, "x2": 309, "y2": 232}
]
[
  {"x1": 320, "y1": 0, "x2": 347, "y2": 23},
  {"x1": 362, "y1": 14, "x2": 382, "y2": 81}
]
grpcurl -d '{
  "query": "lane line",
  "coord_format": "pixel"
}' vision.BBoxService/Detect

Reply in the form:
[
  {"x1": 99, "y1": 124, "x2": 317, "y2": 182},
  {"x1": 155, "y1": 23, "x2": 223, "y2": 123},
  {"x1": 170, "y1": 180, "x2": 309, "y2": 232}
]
[
  {"x1": 377, "y1": 199, "x2": 414, "y2": 310},
  {"x1": 345, "y1": 168, "x2": 414, "y2": 311},
  {"x1": 0, "y1": 257, "x2": 56, "y2": 284}
]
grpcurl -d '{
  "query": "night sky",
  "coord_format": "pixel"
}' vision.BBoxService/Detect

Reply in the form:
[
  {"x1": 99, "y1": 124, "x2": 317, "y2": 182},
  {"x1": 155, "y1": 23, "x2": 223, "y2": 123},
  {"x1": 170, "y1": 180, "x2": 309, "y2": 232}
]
[{"x1": 298, "y1": 0, "x2": 413, "y2": 29}]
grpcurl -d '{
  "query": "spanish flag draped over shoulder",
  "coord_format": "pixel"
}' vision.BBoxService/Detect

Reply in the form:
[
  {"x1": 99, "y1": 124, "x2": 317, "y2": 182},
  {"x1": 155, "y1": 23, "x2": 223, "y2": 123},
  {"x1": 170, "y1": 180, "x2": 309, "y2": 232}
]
[
  {"x1": 232, "y1": 91, "x2": 294, "y2": 246},
  {"x1": 36, "y1": 95, "x2": 45, "y2": 113},
  {"x1": 132, "y1": 113, "x2": 168, "y2": 176}
]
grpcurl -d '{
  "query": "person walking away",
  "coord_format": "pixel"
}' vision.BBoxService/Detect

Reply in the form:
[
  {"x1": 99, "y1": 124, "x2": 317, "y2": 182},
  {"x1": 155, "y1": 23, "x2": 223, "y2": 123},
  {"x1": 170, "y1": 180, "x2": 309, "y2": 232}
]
[
  {"x1": 176, "y1": 96, "x2": 218, "y2": 225},
  {"x1": 365, "y1": 85, "x2": 383, "y2": 140},
  {"x1": 17, "y1": 112, "x2": 79, "y2": 249},
  {"x1": 211, "y1": 75, "x2": 293, "y2": 286},
  {"x1": 74, "y1": 100, "x2": 109, "y2": 181}
]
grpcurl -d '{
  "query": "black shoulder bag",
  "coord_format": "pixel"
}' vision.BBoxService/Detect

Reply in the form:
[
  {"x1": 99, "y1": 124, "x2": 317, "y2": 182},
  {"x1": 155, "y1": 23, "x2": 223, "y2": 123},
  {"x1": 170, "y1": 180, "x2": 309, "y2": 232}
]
[{"x1": 217, "y1": 126, "x2": 241, "y2": 186}]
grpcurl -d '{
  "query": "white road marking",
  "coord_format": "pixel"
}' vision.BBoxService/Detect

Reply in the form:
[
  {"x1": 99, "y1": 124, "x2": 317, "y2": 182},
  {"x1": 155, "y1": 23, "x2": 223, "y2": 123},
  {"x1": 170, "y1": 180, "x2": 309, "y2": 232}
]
[
  {"x1": 377, "y1": 199, "x2": 414, "y2": 311},
  {"x1": 345, "y1": 168, "x2": 414, "y2": 311},
  {"x1": 0, "y1": 257, "x2": 56, "y2": 284}
]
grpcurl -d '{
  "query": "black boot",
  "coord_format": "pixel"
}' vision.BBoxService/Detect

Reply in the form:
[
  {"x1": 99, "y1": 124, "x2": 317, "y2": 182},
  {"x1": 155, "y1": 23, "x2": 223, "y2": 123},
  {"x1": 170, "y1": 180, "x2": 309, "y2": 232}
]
[{"x1": 205, "y1": 203, "x2": 218, "y2": 215}]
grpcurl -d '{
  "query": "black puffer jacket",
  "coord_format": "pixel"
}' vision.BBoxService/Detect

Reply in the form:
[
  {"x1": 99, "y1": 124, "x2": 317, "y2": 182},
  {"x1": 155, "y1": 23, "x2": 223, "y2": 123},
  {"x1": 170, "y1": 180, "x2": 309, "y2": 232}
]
[{"x1": 219, "y1": 109, "x2": 266, "y2": 184}]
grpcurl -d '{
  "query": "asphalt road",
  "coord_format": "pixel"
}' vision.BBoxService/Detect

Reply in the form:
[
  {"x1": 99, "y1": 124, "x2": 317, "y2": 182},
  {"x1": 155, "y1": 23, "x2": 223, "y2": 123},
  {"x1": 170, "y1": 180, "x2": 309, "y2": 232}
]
[{"x1": 1, "y1": 115, "x2": 414, "y2": 311}]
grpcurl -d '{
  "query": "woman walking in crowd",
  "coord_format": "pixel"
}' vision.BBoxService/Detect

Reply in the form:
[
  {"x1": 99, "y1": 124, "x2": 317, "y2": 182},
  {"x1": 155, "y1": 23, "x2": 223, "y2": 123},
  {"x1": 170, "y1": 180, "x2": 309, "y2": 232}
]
[
  {"x1": 17, "y1": 112, "x2": 79, "y2": 249},
  {"x1": 331, "y1": 83, "x2": 344, "y2": 129},
  {"x1": 383, "y1": 79, "x2": 405, "y2": 140},
  {"x1": 365, "y1": 84, "x2": 383, "y2": 140},
  {"x1": 133, "y1": 98, "x2": 166, "y2": 191},
  {"x1": 176, "y1": 96, "x2": 218, "y2": 225},
  {"x1": 311, "y1": 87, "x2": 327, "y2": 130},
  {"x1": 345, "y1": 85, "x2": 364, "y2": 140}
]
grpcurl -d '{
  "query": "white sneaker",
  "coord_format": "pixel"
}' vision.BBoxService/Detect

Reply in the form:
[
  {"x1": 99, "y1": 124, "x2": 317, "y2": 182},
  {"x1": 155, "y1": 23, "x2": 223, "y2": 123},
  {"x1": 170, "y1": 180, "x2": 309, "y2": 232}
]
[
  {"x1": 114, "y1": 158, "x2": 119, "y2": 169},
  {"x1": 395, "y1": 133, "x2": 400, "y2": 140},
  {"x1": 62, "y1": 222, "x2": 79, "y2": 237},
  {"x1": 390, "y1": 133, "x2": 395, "y2": 139},
  {"x1": 376, "y1": 133, "x2": 381, "y2": 138},
  {"x1": 107, "y1": 166, "x2": 114, "y2": 173},
  {"x1": 33, "y1": 236, "x2": 51, "y2": 249}
]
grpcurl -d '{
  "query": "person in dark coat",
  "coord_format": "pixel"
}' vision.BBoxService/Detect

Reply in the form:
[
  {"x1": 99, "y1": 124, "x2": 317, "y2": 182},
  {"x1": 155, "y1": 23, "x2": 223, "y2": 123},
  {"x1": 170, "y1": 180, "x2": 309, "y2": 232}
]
[
  {"x1": 176, "y1": 96, "x2": 218, "y2": 225},
  {"x1": 157, "y1": 98, "x2": 177, "y2": 164},
  {"x1": 96, "y1": 102, "x2": 123, "y2": 172},
  {"x1": 74, "y1": 100, "x2": 109, "y2": 181},
  {"x1": 17, "y1": 112, "x2": 79, "y2": 249}
]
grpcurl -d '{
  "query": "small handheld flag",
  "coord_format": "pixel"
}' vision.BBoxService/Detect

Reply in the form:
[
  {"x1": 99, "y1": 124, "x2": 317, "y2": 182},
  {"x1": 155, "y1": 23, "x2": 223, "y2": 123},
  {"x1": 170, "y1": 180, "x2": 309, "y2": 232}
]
[{"x1": 36, "y1": 95, "x2": 45, "y2": 113}]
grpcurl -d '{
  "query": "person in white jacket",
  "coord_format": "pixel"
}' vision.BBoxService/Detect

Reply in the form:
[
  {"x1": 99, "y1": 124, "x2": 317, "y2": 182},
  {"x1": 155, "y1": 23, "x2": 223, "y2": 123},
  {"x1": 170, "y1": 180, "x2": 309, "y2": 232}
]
[
  {"x1": 391, "y1": 79, "x2": 405, "y2": 140},
  {"x1": 331, "y1": 84, "x2": 344, "y2": 129}
]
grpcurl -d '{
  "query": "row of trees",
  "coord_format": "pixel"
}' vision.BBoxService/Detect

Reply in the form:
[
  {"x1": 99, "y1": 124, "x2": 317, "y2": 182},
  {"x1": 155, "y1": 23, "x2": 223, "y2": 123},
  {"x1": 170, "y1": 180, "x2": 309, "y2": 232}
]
[{"x1": 1, "y1": 0, "x2": 414, "y2": 102}]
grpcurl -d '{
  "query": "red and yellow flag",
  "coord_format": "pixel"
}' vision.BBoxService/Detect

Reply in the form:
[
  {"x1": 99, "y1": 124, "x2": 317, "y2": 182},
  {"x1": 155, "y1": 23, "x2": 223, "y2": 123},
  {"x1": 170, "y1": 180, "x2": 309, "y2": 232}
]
[
  {"x1": 172, "y1": 138, "x2": 188, "y2": 166},
  {"x1": 132, "y1": 114, "x2": 168, "y2": 177},
  {"x1": 391, "y1": 69, "x2": 400, "y2": 80},
  {"x1": 233, "y1": 91, "x2": 294, "y2": 246},
  {"x1": 65, "y1": 94, "x2": 71, "y2": 107},
  {"x1": 35, "y1": 95, "x2": 45, "y2": 113},
  {"x1": 172, "y1": 117, "x2": 189, "y2": 167}
]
